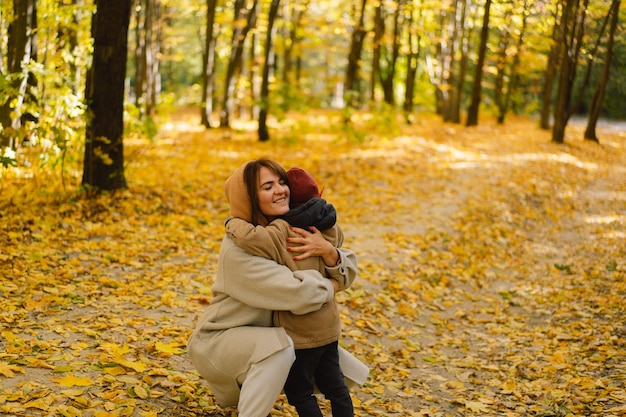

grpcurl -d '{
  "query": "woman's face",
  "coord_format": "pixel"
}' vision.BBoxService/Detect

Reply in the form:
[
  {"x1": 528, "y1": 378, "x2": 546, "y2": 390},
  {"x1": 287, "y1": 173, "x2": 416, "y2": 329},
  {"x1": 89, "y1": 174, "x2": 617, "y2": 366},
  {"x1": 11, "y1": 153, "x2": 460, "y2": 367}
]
[{"x1": 257, "y1": 166, "x2": 290, "y2": 217}]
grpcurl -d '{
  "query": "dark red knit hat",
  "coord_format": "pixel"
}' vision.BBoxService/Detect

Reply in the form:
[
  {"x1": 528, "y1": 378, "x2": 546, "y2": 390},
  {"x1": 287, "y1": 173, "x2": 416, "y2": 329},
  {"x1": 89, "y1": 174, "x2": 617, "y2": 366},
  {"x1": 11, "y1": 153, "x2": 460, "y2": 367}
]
[{"x1": 287, "y1": 167, "x2": 321, "y2": 208}]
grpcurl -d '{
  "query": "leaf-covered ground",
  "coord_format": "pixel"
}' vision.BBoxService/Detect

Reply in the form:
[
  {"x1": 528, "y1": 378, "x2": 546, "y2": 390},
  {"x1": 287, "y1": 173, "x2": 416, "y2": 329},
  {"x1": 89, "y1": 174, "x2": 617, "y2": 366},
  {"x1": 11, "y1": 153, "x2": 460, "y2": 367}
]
[{"x1": 1, "y1": 111, "x2": 625, "y2": 417}]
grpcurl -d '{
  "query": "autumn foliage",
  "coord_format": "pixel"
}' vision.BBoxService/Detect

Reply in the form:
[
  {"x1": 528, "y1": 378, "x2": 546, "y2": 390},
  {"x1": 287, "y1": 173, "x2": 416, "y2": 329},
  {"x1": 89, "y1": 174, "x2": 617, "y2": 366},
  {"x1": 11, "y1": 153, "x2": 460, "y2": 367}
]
[{"x1": 1, "y1": 111, "x2": 625, "y2": 416}]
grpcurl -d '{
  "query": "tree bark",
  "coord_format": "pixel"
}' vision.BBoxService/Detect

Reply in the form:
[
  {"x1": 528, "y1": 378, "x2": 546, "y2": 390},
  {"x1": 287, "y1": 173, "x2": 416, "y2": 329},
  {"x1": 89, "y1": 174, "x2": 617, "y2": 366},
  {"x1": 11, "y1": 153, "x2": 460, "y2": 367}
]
[
  {"x1": 82, "y1": 0, "x2": 131, "y2": 191},
  {"x1": 378, "y1": 1, "x2": 401, "y2": 106},
  {"x1": 540, "y1": 5, "x2": 561, "y2": 130},
  {"x1": 450, "y1": 0, "x2": 468, "y2": 124},
  {"x1": 281, "y1": 1, "x2": 308, "y2": 106},
  {"x1": 498, "y1": 0, "x2": 528, "y2": 124},
  {"x1": 344, "y1": 0, "x2": 368, "y2": 108},
  {"x1": 466, "y1": 0, "x2": 492, "y2": 127},
  {"x1": 258, "y1": 0, "x2": 280, "y2": 142},
  {"x1": 441, "y1": 0, "x2": 459, "y2": 123},
  {"x1": 403, "y1": 2, "x2": 421, "y2": 122},
  {"x1": 201, "y1": 0, "x2": 219, "y2": 127},
  {"x1": 371, "y1": 1, "x2": 383, "y2": 103},
  {"x1": 1, "y1": 0, "x2": 38, "y2": 148},
  {"x1": 219, "y1": 0, "x2": 259, "y2": 128},
  {"x1": 585, "y1": 0, "x2": 620, "y2": 143},
  {"x1": 134, "y1": 0, "x2": 160, "y2": 117},
  {"x1": 552, "y1": 0, "x2": 587, "y2": 144}
]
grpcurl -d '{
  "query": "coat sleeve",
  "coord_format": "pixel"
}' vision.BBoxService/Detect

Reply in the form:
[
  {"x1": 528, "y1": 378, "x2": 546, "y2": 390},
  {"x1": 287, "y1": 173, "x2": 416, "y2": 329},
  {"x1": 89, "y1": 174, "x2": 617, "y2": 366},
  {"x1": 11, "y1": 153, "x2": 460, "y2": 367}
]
[
  {"x1": 325, "y1": 246, "x2": 358, "y2": 291},
  {"x1": 225, "y1": 217, "x2": 290, "y2": 262},
  {"x1": 220, "y1": 237, "x2": 334, "y2": 315}
]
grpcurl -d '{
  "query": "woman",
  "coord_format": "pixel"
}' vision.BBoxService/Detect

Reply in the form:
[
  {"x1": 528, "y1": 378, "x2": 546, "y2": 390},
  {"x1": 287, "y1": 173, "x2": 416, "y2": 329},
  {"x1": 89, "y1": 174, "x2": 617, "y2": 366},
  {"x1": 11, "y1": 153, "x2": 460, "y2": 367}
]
[{"x1": 187, "y1": 159, "x2": 359, "y2": 417}]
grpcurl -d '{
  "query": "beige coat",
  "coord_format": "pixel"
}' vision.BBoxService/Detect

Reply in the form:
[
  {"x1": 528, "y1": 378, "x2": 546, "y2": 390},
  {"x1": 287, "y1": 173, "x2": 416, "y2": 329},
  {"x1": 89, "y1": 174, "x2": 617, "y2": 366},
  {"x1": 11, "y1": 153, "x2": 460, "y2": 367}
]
[
  {"x1": 226, "y1": 217, "x2": 346, "y2": 349},
  {"x1": 186, "y1": 162, "x2": 365, "y2": 408}
]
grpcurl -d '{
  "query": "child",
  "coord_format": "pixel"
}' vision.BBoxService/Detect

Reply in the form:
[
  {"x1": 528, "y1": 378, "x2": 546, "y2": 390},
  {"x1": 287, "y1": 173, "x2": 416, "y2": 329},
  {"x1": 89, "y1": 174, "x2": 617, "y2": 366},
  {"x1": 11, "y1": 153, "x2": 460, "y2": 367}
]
[{"x1": 225, "y1": 167, "x2": 355, "y2": 417}]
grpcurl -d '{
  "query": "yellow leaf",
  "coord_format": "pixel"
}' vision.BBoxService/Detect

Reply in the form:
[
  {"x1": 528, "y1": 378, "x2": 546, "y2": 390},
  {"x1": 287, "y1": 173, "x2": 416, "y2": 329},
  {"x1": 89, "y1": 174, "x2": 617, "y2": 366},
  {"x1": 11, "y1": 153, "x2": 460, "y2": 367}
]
[
  {"x1": 465, "y1": 401, "x2": 491, "y2": 413},
  {"x1": 26, "y1": 358, "x2": 55, "y2": 369},
  {"x1": 24, "y1": 396, "x2": 54, "y2": 410},
  {"x1": 56, "y1": 405, "x2": 83, "y2": 417},
  {"x1": 53, "y1": 373, "x2": 94, "y2": 387},
  {"x1": 60, "y1": 389, "x2": 84, "y2": 397},
  {"x1": 130, "y1": 385, "x2": 149, "y2": 399},
  {"x1": 103, "y1": 366, "x2": 127, "y2": 376},
  {"x1": 0, "y1": 362, "x2": 24, "y2": 377},
  {"x1": 115, "y1": 356, "x2": 147, "y2": 372},
  {"x1": 155, "y1": 341, "x2": 185, "y2": 356}
]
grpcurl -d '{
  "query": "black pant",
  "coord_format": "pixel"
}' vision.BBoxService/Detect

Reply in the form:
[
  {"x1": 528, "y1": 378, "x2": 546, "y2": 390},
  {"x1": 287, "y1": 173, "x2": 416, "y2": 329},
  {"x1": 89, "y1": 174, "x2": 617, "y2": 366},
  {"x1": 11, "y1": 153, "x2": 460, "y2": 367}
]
[{"x1": 284, "y1": 341, "x2": 354, "y2": 417}]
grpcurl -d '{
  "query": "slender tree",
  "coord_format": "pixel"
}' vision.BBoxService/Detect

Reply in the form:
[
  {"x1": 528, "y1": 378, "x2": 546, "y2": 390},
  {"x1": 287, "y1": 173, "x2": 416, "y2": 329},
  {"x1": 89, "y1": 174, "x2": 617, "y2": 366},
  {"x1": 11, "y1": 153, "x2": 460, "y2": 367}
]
[
  {"x1": 403, "y1": 1, "x2": 421, "y2": 122},
  {"x1": 540, "y1": 3, "x2": 561, "y2": 130},
  {"x1": 246, "y1": 31, "x2": 260, "y2": 120},
  {"x1": 258, "y1": 0, "x2": 281, "y2": 141},
  {"x1": 585, "y1": 0, "x2": 621, "y2": 142},
  {"x1": 82, "y1": 0, "x2": 132, "y2": 191},
  {"x1": 201, "y1": 0, "x2": 219, "y2": 128},
  {"x1": 466, "y1": 0, "x2": 492, "y2": 127},
  {"x1": 429, "y1": 0, "x2": 469, "y2": 124},
  {"x1": 372, "y1": 0, "x2": 401, "y2": 106},
  {"x1": 219, "y1": 0, "x2": 259, "y2": 128},
  {"x1": 450, "y1": 0, "x2": 468, "y2": 124},
  {"x1": 134, "y1": 0, "x2": 161, "y2": 117},
  {"x1": 441, "y1": 0, "x2": 459, "y2": 122},
  {"x1": 552, "y1": 0, "x2": 588, "y2": 144},
  {"x1": 371, "y1": 0, "x2": 384, "y2": 102},
  {"x1": 281, "y1": 0, "x2": 309, "y2": 103},
  {"x1": 495, "y1": 0, "x2": 529, "y2": 124},
  {"x1": 1, "y1": 0, "x2": 38, "y2": 148},
  {"x1": 344, "y1": 0, "x2": 368, "y2": 108}
]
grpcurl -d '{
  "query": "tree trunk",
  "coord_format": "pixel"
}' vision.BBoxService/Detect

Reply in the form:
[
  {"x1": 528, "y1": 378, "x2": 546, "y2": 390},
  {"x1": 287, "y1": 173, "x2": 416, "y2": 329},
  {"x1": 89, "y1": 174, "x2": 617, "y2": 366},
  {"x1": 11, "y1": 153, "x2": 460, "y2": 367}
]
[
  {"x1": 146, "y1": 0, "x2": 161, "y2": 116},
  {"x1": 499, "y1": 0, "x2": 529, "y2": 124},
  {"x1": 82, "y1": 0, "x2": 131, "y2": 191},
  {"x1": 1, "y1": 0, "x2": 38, "y2": 148},
  {"x1": 585, "y1": 0, "x2": 620, "y2": 143},
  {"x1": 258, "y1": 0, "x2": 280, "y2": 142},
  {"x1": 201, "y1": 0, "x2": 218, "y2": 128},
  {"x1": 441, "y1": 0, "x2": 458, "y2": 123},
  {"x1": 494, "y1": 10, "x2": 511, "y2": 124},
  {"x1": 371, "y1": 2, "x2": 383, "y2": 103},
  {"x1": 451, "y1": 0, "x2": 468, "y2": 124},
  {"x1": 570, "y1": 1, "x2": 613, "y2": 120},
  {"x1": 540, "y1": 6, "x2": 561, "y2": 130},
  {"x1": 379, "y1": 2, "x2": 401, "y2": 106},
  {"x1": 344, "y1": 0, "x2": 368, "y2": 108},
  {"x1": 248, "y1": 32, "x2": 260, "y2": 121},
  {"x1": 134, "y1": 1, "x2": 146, "y2": 110},
  {"x1": 552, "y1": 0, "x2": 587, "y2": 144},
  {"x1": 133, "y1": 0, "x2": 160, "y2": 117},
  {"x1": 466, "y1": 0, "x2": 492, "y2": 127},
  {"x1": 403, "y1": 2, "x2": 421, "y2": 122},
  {"x1": 58, "y1": 0, "x2": 84, "y2": 94},
  {"x1": 219, "y1": 0, "x2": 259, "y2": 128},
  {"x1": 281, "y1": 1, "x2": 308, "y2": 106}
]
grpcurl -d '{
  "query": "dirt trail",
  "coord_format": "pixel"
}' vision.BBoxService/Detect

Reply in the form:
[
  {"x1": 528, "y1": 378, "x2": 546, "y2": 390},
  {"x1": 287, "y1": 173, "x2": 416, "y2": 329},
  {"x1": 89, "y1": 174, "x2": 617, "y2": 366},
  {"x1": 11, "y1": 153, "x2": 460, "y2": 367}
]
[
  {"x1": 1, "y1": 116, "x2": 624, "y2": 417},
  {"x1": 335, "y1": 122, "x2": 626, "y2": 416}
]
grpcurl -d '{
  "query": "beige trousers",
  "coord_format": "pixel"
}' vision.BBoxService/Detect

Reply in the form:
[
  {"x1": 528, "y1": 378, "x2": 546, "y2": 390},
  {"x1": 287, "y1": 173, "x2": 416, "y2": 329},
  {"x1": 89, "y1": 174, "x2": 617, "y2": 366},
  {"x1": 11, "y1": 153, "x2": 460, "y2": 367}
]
[{"x1": 236, "y1": 339, "x2": 296, "y2": 417}]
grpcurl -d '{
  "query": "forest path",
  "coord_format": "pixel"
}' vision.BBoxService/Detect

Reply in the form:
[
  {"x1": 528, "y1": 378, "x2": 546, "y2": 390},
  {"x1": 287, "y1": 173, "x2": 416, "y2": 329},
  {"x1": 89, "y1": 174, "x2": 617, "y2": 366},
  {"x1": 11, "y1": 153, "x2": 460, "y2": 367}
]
[
  {"x1": 335, "y1": 119, "x2": 626, "y2": 415},
  {"x1": 0, "y1": 113, "x2": 624, "y2": 417}
]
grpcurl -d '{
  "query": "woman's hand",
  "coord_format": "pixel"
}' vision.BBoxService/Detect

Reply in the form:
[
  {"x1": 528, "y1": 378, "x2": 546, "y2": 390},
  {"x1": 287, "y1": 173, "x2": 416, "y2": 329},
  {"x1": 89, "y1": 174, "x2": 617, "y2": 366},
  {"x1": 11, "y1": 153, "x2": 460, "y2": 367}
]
[{"x1": 287, "y1": 226, "x2": 340, "y2": 266}]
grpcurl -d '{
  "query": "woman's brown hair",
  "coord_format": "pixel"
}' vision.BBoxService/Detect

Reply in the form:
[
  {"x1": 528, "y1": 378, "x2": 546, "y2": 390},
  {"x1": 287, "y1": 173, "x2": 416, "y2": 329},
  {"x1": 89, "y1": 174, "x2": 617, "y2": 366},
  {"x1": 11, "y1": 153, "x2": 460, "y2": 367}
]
[{"x1": 243, "y1": 159, "x2": 289, "y2": 225}]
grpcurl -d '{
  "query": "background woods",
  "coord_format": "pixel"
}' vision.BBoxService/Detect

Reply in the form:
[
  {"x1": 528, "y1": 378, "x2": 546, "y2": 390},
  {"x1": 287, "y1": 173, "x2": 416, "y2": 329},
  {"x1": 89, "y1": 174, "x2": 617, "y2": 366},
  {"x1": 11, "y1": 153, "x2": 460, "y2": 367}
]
[{"x1": 0, "y1": 0, "x2": 625, "y2": 189}]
